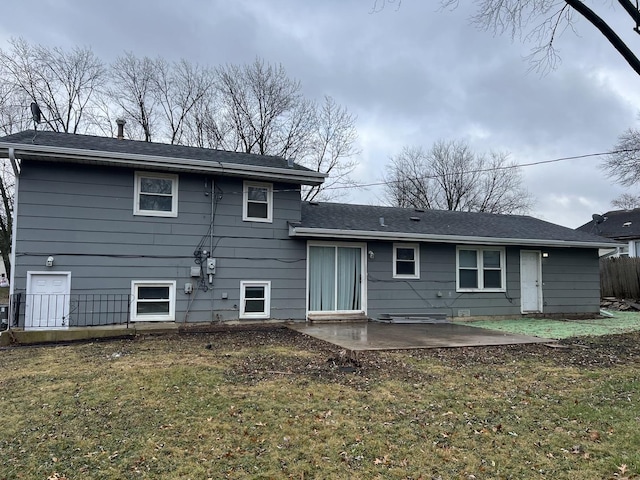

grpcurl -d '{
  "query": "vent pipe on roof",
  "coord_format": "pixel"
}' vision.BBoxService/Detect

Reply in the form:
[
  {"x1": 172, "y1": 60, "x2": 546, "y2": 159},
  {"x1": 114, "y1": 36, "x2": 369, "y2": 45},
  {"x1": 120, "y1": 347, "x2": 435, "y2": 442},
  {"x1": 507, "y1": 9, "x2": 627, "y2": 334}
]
[
  {"x1": 287, "y1": 157, "x2": 294, "y2": 168},
  {"x1": 116, "y1": 118, "x2": 126, "y2": 140}
]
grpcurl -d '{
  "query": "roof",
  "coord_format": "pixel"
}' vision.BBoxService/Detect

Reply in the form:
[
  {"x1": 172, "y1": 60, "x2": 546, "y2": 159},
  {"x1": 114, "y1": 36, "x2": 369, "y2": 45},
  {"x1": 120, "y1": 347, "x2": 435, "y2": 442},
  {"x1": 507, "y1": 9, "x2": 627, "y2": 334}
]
[
  {"x1": 576, "y1": 208, "x2": 640, "y2": 240},
  {"x1": 0, "y1": 130, "x2": 326, "y2": 185},
  {"x1": 291, "y1": 202, "x2": 619, "y2": 249}
]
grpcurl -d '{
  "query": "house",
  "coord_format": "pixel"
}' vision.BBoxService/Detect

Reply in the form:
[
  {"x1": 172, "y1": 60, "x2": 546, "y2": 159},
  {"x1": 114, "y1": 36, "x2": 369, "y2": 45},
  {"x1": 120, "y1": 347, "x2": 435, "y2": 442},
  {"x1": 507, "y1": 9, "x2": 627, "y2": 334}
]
[
  {"x1": 0, "y1": 130, "x2": 617, "y2": 330},
  {"x1": 577, "y1": 209, "x2": 640, "y2": 257}
]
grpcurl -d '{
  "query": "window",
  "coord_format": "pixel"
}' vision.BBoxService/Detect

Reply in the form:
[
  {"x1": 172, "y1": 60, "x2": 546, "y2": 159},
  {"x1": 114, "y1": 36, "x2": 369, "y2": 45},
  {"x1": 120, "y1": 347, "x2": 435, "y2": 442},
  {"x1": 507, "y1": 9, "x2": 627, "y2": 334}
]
[
  {"x1": 393, "y1": 243, "x2": 420, "y2": 279},
  {"x1": 134, "y1": 172, "x2": 178, "y2": 217},
  {"x1": 456, "y1": 247, "x2": 505, "y2": 292},
  {"x1": 240, "y1": 281, "x2": 271, "y2": 319},
  {"x1": 243, "y1": 181, "x2": 273, "y2": 222},
  {"x1": 131, "y1": 281, "x2": 176, "y2": 321}
]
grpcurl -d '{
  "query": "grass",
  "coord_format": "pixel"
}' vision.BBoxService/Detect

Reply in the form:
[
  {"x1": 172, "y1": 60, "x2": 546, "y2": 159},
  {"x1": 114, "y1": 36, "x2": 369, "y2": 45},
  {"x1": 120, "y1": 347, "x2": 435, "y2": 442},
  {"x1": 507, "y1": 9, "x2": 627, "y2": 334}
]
[
  {"x1": 1, "y1": 329, "x2": 640, "y2": 479},
  {"x1": 456, "y1": 311, "x2": 640, "y2": 339}
]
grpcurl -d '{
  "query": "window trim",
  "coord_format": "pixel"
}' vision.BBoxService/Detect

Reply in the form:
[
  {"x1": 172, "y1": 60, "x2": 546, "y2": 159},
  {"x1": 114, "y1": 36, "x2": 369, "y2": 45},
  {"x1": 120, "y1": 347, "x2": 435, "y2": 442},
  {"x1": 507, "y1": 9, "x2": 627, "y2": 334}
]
[
  {"x1": 242, "y1": 181, "x2": 273, "y2": 223},
  {"x1": 134, "y1": 171, "x2": 179, "y2": 218},
  {"x1": 131, "y1": 280, "x2": 176, "y2": 322},
  {"x1": 392, "y1": 243, "x2": 420, "y2": 279},
  {"x1": 239, "y1": 280, "x2": 271, "y2": 319},
  {"x1": 456, "y1": 246, "x2": 506, "y2": 292}
]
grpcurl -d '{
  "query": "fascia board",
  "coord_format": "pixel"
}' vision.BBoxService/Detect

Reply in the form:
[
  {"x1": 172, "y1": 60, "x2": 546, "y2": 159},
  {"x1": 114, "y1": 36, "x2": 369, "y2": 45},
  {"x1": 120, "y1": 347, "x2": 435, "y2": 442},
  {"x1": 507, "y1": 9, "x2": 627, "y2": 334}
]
[
  {"x1": 0, "y1": 142, "x2": 327, "y2": 185},
  {"x1": 289, "y1": 226, "x2": 619, "y2": 249}
]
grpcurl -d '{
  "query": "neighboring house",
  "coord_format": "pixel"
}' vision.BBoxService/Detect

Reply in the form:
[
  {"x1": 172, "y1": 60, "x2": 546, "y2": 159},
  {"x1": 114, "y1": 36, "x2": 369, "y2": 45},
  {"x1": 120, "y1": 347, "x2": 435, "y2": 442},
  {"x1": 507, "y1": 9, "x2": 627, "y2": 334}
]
[
  {"x1": 0, "y1": 130, "x2": 617, "y2": 330},
  {"x1": 576, "y1": 209, "x2": 640, "y2": 257}
]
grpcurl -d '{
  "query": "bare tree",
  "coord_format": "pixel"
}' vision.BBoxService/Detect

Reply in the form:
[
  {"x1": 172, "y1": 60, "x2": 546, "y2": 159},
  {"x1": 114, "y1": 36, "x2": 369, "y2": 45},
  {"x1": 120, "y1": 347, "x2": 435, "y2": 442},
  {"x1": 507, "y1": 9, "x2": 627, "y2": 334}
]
[
  {"x1": 215, "y1": 58, "x2": 310, "y2": 157},
  {"x1": 603, "y1": 128, "x2": 640, "y2": 187},
  {"x1": 440, "y1": 1, "x2": 640, "y2": 75},
  {"x1": 0, "y1": 38, "x2": 106, "y2": 133},
  {"x1": 302, "y1": 96, "x2": 360, "y2": 201},
  {"x1": 384, "y1": 139, "x2": 533, "y2": 214},
  {"x1": 153, "y1": 58, "x2": 215, "y2": 145},
  {"x1": 109, "y1": 52, "x2": 158, "y2": 141},
  {"x1": 0, "y1": 160, "x2": 13, "y2": 276},
  {"x1": 611, "y1": 193, "x2": 640, "y2": 210},
  {"x1": 215, "y1": 59, "x2": 360, "y2": 200}
]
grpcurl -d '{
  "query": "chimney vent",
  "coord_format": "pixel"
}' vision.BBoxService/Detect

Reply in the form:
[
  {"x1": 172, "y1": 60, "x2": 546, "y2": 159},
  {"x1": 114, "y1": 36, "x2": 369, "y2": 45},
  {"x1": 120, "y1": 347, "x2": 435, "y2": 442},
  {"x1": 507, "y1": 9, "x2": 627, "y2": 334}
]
[{"x1": 116, "y1": 118, "x2": 125, "y2": 140}]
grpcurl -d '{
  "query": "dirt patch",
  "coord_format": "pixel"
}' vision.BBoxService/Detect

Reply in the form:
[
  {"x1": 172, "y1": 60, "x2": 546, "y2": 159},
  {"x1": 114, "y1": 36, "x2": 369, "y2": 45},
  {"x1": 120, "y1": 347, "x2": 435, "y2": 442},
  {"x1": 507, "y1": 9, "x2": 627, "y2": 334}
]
[{"x1": 161, "y1": 327, "x2": 640, "y2": 388}]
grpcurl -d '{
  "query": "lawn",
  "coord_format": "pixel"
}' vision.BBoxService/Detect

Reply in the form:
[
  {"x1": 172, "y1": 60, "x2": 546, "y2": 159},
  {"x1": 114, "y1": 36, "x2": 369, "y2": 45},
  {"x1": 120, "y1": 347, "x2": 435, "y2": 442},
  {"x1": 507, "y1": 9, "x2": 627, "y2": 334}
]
[
  {"x1": 1, "y1": 328, "x2": 639, "y2": 479},
  {"x1": 456, "y1": 311, "x2": 640, "y2": 339}
]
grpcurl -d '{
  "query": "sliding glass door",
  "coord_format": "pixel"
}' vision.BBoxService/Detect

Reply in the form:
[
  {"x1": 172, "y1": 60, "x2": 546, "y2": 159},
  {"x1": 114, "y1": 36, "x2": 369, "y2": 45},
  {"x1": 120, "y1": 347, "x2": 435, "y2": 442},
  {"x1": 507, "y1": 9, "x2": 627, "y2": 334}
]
[{"x1": 308, "y1": 244, "x2": 364, "y2": 312}]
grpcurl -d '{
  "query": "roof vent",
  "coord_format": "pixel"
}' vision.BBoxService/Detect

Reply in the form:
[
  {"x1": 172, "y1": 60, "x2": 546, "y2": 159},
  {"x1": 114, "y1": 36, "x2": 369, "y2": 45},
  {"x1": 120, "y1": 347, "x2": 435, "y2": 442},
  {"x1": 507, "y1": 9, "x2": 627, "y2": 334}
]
[
  {"x1": 379, "y1": 217, "x2": 386, "y2": 227},
  {"x1": 414, "y1": 208, "x2": 425, "y2": 213},
  {"x1": 623, "y1": 221, "x2": 632, "y2": 227},
  {"x1": 116, "y1": 118, "x2": 126, "y2": 140},
  {"x1": 287, "y1": 157, "x2": 294, "y2": 168},
  {"x1": 410, "y1": 216, "x2": 420, "y2": 221}
]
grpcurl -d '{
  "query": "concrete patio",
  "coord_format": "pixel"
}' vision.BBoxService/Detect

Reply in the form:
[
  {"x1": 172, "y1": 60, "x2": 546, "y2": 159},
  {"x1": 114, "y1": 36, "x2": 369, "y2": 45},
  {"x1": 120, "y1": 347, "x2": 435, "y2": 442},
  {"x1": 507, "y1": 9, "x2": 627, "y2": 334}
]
[{"x1": 289, "y1": 322, "x2": 554, "y2": 351}]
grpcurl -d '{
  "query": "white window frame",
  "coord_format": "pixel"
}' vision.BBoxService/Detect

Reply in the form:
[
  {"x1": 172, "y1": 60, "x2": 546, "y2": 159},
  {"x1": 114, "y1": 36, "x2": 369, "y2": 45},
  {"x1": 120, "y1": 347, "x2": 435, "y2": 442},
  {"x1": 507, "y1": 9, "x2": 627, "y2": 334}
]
[
  {"x1": 131, "y1": 280, "x2": 176, "y2": 321},
  {"x1": 242, "y1": 181, "x2": 273, "y2": 223},
  {"x1": 240, "y1": 281, "x2": 271, "y2": 319},
  {"x1": 134, "y1": 171, "x2": 179, "y2": 217},
  {"x1": 392, "y1": 243, "x2": 420, "y2": 279},
  {"x1": 456, "y1": 246, "x2": 506, "y2": 292}
]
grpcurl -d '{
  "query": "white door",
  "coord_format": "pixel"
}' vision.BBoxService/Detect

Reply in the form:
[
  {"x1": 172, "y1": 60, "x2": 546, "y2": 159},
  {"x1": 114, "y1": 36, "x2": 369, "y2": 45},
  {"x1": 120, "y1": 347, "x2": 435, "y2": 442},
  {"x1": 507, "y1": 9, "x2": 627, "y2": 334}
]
[
  {"x1": 520, "y1": 251, "x2": 542, "y2": 313},
  {"x1": 25, "y1": 272, "x2": 71, "y2": 330}
]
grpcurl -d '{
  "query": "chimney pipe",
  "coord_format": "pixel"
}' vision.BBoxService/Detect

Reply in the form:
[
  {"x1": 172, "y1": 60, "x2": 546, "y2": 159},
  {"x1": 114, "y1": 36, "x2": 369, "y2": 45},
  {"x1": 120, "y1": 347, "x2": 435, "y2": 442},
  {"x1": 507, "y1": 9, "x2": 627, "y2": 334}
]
[{"x1": 116, "y1": 118, "x2": 125, "y2": 140}]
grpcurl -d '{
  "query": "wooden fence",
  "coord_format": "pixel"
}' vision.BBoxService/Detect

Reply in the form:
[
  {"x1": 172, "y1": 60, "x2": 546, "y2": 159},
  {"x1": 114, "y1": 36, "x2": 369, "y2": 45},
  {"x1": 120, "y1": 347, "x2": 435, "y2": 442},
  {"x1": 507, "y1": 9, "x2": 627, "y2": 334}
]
[{"x1": 600, "y1": 257, "x2": 640, "y2": 299}]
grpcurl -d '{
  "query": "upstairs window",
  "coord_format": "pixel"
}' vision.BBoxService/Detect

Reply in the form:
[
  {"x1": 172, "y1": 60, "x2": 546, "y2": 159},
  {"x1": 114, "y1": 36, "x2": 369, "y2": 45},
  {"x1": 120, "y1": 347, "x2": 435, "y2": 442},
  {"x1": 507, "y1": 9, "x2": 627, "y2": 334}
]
[
  {"x1": 393, "y1": 243, "x2": 420, "y2": 279},
  {"x1": 134, "y1": 172, "x2": 178, "y2": 217},
  {"x1": 243, "y1": 181, "x2": 273, "y2": 223},
  {"x1": 457, "y1": 247, "x2": 506, "y2": 292}
]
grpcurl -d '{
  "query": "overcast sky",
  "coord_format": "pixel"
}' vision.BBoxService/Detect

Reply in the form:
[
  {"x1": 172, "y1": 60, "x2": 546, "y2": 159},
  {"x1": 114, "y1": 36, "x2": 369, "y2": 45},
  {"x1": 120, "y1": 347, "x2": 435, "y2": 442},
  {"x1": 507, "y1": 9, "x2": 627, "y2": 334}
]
[{"x1": 2, "y1": 0, "x2": 639, "y2": 228}]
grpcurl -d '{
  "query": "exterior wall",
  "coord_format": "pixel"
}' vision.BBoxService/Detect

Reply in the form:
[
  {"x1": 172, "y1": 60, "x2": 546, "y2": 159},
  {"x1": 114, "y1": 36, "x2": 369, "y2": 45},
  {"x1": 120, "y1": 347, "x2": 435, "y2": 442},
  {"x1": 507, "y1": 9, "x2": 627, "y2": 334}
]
[
  {"x1": 540, "y1": 247, "x2": 600, "y2": 314},
  {"x1": 366, "y1": 241, "x2": 601, "y2": 319},
  {"x1": 13, "y1": 160, "x2": 307, "y2": 326}
]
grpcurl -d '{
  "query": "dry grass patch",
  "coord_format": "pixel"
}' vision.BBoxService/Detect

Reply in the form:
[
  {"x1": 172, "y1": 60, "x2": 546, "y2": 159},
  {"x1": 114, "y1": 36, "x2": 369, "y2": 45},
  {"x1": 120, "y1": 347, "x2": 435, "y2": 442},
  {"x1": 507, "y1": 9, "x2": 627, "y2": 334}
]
[{"x1": 1, "y1": 327, "x2": 639, "y2": 479}]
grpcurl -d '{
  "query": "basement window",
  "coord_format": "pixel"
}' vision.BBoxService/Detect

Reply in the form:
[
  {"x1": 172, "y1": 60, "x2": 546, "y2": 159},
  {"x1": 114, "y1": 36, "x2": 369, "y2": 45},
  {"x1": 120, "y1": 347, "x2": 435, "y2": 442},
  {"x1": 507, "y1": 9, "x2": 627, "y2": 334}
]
[
  {"x1": 131, "y1": 281, "x2": 176, "y2": 321},
  {"x1": 240, "y1": 281, "x2": 271, "y2": 319}
]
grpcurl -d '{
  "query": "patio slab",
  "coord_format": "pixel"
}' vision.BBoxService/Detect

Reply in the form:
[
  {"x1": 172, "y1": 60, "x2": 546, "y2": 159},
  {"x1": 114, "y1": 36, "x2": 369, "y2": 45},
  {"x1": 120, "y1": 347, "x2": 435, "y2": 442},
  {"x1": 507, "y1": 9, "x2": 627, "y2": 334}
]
[{"x1": 289, "y1": 322, "x2": 553, "y2": 351}]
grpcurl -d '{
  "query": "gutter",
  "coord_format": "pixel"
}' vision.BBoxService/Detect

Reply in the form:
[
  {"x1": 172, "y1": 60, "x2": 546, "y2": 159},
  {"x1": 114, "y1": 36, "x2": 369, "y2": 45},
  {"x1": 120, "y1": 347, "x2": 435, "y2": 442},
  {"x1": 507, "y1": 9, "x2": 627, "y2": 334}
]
[
  {"x1": 0, "y1": 142, "x2": 327, "y2": 186},
  {"x1": 288, "y1": 225, "x2": 619, "y2": 249}
]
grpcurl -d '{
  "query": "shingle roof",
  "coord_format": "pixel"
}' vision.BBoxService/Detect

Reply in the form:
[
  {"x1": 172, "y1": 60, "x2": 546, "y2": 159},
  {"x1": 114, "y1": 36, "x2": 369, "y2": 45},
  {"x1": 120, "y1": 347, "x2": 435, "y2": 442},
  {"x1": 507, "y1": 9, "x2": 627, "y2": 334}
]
[
  {"x1": 0, "y1": 130, "x2": 311, "y2": 171},
  {"x1": 576, "y1": 208, "x2": 640, "y2": 240},
  {"x1": 294, "y1": 202, "x2": 617, "y2": 247}
]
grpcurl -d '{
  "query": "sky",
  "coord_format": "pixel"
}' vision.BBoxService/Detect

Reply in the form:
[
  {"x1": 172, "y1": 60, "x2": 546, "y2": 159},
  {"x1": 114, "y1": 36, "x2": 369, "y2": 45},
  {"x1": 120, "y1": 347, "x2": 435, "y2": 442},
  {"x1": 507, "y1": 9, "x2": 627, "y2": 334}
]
[{"x1": 1, "y1": 0, "x2": 639, "y2": 228}]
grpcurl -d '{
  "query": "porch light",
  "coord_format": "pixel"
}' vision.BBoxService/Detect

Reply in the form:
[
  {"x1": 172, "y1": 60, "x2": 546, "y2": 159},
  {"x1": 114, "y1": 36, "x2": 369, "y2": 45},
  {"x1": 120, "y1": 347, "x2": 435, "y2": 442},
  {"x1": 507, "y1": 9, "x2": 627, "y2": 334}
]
[{"x1": 46, "y1": 256, "x2": 54, "y2": 267}]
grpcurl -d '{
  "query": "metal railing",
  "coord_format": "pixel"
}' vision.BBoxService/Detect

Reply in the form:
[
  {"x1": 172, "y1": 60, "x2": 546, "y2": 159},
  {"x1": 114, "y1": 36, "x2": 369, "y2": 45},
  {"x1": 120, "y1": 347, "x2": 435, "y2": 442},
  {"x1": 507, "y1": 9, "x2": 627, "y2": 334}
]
[{"x1": 7, "y1": 293, "x2": 131, "y2": 330}]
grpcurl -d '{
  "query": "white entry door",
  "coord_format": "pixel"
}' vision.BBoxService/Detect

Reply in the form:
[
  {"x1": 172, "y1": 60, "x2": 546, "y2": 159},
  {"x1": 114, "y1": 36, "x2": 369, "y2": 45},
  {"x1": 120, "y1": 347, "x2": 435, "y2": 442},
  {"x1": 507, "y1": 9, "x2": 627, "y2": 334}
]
[
  {"x1": 25, "y1": 272, "x2": 71, "y2": 330},
  {"x1": 520, "y1": 251, "x2": 542, "y2": 313}
]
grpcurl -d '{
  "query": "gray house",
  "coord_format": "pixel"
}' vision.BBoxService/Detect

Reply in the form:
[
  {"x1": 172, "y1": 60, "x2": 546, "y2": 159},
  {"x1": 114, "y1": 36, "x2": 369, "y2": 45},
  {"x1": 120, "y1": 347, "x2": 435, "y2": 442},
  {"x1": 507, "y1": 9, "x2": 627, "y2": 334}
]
[
  {"x1": 577, "y1": 208, "x2": 640, "y2": 257},
  {"x1": 0, "y1": 130, "x2": 616, "y2": 330}
]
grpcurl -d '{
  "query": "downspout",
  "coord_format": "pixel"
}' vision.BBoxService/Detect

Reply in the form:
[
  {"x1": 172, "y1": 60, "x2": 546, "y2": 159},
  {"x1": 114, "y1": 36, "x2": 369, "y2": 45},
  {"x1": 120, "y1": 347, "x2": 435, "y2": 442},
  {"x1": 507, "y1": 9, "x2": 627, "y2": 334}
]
[
  {"x1": 210, "y1": 177, "x2": 216, "y2": 322},
  {"x1": 8, "y1": 148, "x2": 19, "y2": 329}
]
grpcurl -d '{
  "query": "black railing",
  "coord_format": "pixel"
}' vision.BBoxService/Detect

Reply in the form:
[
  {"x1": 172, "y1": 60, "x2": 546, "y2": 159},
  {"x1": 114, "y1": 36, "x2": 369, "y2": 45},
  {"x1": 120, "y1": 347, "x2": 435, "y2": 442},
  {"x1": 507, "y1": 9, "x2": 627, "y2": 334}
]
[{"x1": 8, "y1": 293, "x2": 131, "y2": 329}]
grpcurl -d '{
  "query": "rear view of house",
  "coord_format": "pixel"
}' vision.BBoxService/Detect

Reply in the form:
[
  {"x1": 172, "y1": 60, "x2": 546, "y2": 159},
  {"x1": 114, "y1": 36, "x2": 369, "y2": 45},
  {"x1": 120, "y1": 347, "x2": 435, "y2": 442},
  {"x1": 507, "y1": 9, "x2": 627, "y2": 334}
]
[{"x1": 0, "y1": 130, "x2": 616, "y2": 331}]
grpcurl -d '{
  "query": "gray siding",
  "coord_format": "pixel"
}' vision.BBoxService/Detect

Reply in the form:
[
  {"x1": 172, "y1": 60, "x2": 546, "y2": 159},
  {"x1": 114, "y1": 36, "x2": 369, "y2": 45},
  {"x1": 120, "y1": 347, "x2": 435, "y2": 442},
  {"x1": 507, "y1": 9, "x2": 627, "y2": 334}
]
[
  {"x1": 13, "y1": 160, "x2": 307, "y2": 325},
  {"x1": 540, "y1": 247, "x2": 600, "y2": 314},
  {"x1": 366, "y1": 242, "x2": 600, "y2": 318}
]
